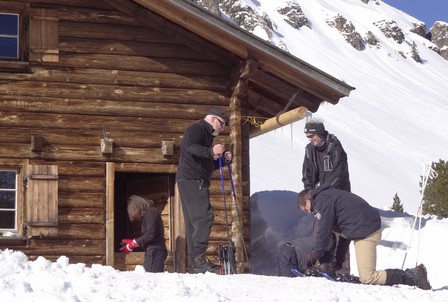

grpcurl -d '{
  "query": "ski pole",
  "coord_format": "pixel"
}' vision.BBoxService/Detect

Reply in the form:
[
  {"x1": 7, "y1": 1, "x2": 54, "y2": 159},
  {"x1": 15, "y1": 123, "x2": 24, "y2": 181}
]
[
  {"x1": 401, "y1": 161, "x2": 433, "y2": 269},
  {"x1": 218, "y1": 154, "x2": 235, "y2": 274}
]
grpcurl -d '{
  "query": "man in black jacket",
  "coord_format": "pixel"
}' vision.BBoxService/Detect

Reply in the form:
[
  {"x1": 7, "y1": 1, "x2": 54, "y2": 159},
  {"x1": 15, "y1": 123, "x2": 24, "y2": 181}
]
[
  {"x1": 297, "y1": 185, "x2": 431, "y2": 290},
  {"x1": 302, "y1": 119, "x2": 350, "y2": 192},
  {"x1": 176, "y1": 108, "x2": 231, "y2": 273}
]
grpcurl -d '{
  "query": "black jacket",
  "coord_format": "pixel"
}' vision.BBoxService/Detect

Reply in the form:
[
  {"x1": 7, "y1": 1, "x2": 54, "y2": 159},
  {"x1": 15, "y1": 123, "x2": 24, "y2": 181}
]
[
  {"x1": 176, "y1": 119, "x2": 219, "y2": 187},
  {"x1": 302, "y1": 133, "x2": 351, "y2": 192},
  {"x1": 136, "y1": 206, "x2": 166, "y2": 250},
  {"x1": 310, "y1": 185, "x2": 381, "y2": 260}
]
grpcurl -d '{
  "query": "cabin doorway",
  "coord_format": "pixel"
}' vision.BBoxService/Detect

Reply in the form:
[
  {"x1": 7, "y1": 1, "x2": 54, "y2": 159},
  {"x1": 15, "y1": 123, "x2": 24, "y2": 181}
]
[{"x1": 113, "y1": 172, "x2": 175, "y2": 271}]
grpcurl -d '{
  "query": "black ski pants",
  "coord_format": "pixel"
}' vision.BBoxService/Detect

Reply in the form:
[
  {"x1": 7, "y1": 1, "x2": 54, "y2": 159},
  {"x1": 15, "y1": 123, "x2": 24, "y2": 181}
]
[
  {"x1": 278, "y1": 243, "x2": 299, "y2": 277},
  {"x1": 144, "y1": 247, "x2": 167, "y2": 273},
  {"x1": 177, "y1": 179, "x2": 214, "y2": 258}
]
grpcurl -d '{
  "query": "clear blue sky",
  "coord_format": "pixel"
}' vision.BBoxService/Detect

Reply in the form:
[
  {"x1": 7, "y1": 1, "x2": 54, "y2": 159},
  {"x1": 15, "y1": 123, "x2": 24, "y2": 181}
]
[{"x1": 383, "y1": 0, "x2": 448, "y2": 30}]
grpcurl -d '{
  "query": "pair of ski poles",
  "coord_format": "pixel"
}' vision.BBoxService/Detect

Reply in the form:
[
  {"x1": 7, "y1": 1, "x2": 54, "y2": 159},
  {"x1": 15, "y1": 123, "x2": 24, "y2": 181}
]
[{"x1": 217, "y1": 153, "x2": 250, "y2": 274}]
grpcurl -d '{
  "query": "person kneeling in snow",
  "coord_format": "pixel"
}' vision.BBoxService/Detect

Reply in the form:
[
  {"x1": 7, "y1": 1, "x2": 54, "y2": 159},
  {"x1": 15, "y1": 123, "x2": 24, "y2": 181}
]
[{"x1": 295, "y1": 185, "x2": 431, "y2": 289}]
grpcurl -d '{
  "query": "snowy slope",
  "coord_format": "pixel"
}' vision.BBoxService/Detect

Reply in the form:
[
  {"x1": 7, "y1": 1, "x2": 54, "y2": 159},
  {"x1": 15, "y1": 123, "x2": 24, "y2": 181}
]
[{"x1": 247, "y1": 0, "x2": 448, "y2": 212}]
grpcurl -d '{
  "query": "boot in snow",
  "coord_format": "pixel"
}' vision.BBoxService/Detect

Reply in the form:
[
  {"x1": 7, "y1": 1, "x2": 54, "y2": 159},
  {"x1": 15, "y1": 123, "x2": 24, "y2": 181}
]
[
  {"x1": 385, "y1": 264, "x2": 431, "y2": 290},
  {"x1": 189, "y1": 254, "x2": 221, "y2": 274}
]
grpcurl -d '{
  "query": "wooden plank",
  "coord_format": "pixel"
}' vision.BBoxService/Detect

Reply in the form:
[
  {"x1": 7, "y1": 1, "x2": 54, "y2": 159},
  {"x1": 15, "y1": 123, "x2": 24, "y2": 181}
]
[
  {"x1": 114, "y1": 163, "x2": 177, "y2": 173},
  {"x1": 0, "y1": 144, "x2": 181, "y2": 163},
  {"x1": 0, "y1": 66, "x2": 229, "y2": 91},
  {"x1": 58, "y1": 191, "x2": 105, "y2": 208},
  {"x1": 173, "y1": 183, "x2": 186, "y2": 273},
  {"x1": 57, "y1": 223, "x2": 105, "y2": 239},
  {"x1": 0, "y1": 82, "x2": 228, "y2": 105},
  {"x1": 59, "y1": 207, "x2": 104, "y2": 224},
  {"x1": 7, "y1": 0, "x2": 107, "y2": 9},
  {"x1": 29, "y1": 8, "x2": 59, "y2": 62},
  {"x1": 25, "y1": 165, "x2": 58, "y2": 237},
  {"x1": 28, "y1": 174, "x2": 58, "y2": 180},
  {"x1": 58, "y1": 176, "x2": 104, "y2": 192},
  {"x1": 25, "y1": 239, "x2": 105, "y2": 255},
  {"x1": 60, "y1": 21, "x2": 175, "y2": 43},
  {"x1": 54, "y1": 161, "x2": 106, "y2": 176},
  {"x1": 59, "y1": 36, "x2": 213, "y2": 60},
  {"x1": 0, "y1": 111, "x2": 191, "y2": 132},
  {"x1": 58, "y1": 6, "x2": 137, "y2": 26},
  {"x1": 0, "y1": 126, "x2": 183, "y2": 149},
  {"x1": 105, "y1": 162, "x2": 115, "y2": 267},
  {"x1": 56, "y1": 54, "x2": 229, "y2": 76}
]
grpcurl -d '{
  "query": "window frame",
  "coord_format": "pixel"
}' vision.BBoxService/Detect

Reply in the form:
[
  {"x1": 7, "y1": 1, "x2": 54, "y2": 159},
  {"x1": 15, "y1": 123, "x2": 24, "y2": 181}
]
[
  {"x1": 0, "y1": 12, "x2": 20, "y2": 59},
  {"x1": 0, "y1": 164, "x2": 24, "y2": 239},
  {"x1": 0, "y1": 1, "x2": 30, "y2": 72}
]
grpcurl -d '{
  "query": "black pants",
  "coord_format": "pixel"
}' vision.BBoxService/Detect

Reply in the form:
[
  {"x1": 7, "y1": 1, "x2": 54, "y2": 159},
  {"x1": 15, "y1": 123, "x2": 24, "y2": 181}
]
[
  {"x1": 177, "y1": 179, "x2": 214, "y2": 258},
  {"x1": 144, "y1": 247, "x2": 167, "y2": 273},
  {"x1": 278, "y1": 243, "x2": 299, "y2": 277}
]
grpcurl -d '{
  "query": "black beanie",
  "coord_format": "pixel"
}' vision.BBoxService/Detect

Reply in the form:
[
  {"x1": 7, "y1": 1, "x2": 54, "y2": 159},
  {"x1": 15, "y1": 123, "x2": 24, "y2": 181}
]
[
  {"x1": 207, "y1": 108, "x2": 228, "y2": 124},
  {"x1": 304, "y1": 121, "x2": 326, "y2": 136}
]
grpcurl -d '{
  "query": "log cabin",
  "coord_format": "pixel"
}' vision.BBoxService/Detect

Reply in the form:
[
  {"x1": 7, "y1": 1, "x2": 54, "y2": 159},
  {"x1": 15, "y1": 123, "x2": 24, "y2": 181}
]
[{"x1": 0, "y1": 0, "x2": 354, "y2": 273}]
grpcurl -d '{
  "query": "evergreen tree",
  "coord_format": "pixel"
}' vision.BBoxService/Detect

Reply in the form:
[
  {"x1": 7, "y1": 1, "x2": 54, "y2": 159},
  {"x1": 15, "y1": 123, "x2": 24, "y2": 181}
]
[
  {"x1": 422, "y1": 160, "x2": 448, "y2": 218},
  {"x1": 391, "y1": 193, "x2": 404, "y2": 213}
]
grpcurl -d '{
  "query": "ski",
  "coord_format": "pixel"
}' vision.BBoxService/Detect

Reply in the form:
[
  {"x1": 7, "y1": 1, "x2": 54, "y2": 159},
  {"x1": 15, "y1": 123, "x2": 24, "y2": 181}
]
[
  {"x1": 321, "y1": 272, "x2": 336, "y2": 281},
  {"x1": 218, "y1": 243, "x2": 236, "y2": 275},
  {"x1": 291, "y1": 268, "x2": 334, "y2": 280},
  {"x1": 291, "y1": 268, "x2": 359, "y2": 284},
  {"x1": 291, "y1": 268, "x2": 305, "y2": 277}
]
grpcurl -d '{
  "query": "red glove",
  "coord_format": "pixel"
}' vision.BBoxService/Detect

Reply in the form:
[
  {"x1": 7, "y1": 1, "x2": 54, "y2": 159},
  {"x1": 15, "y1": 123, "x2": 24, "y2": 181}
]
[{"x1": 119, "y1": 238, "x2": 139, "y2": 254}]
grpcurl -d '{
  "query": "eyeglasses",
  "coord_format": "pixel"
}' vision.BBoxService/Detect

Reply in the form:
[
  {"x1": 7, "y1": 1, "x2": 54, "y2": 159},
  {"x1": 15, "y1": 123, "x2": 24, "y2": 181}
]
[
  {"x1": 214, "y1": 117, "x2": 225, "y2": 127},
  {"x1": 306, "y1": 134, "x2": 315, "y2": 139}
]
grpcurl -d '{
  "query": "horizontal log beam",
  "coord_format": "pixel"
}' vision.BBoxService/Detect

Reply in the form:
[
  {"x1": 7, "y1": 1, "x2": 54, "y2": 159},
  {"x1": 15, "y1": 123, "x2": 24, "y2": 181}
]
[{"x1": 249, "y1": 107, "x2": 308, "y2": 138}]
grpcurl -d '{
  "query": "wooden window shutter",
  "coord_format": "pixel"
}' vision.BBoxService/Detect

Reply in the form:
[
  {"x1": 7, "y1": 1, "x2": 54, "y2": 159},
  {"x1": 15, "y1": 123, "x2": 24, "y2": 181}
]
[
  {"x1": 25, "y1": 165, "x2": 58, "y2": 237},
  {"x1": 29, "y1": 8, "x2": 59, "y2": 62}
]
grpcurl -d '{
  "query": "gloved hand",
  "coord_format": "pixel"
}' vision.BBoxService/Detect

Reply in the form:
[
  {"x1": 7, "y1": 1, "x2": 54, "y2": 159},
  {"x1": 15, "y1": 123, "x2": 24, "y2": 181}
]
[{"x1": 119, "y1": 238, "x2": 138, "y2": 254}]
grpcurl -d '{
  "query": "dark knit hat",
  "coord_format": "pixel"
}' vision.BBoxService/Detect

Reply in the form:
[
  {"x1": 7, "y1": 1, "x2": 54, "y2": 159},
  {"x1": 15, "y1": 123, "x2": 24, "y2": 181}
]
[
  {"x1": 304, "y1": 121, "x2": 326, "y2": 136},
  {"x1": 207, "y1": 108, "x2": 228, "y2": 124}
]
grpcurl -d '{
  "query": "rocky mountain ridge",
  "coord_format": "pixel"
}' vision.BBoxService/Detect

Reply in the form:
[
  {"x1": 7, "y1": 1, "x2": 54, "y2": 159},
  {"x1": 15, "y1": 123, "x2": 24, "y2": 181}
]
[{"x1": 195, "y1": 0, "x2": 448, "y2": 62}]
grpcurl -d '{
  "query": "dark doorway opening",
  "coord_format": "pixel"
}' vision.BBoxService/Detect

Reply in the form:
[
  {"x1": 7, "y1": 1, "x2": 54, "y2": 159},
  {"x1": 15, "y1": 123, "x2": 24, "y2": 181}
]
[{"x1": 114, "y1": 172, "x2": 175, "y2": 253}]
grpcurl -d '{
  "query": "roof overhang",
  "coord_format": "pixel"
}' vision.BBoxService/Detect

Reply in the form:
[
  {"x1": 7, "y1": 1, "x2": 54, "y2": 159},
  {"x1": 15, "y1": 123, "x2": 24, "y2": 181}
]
[{"x1": 113, "y1": 0, "x2": 355, "y2": 127}]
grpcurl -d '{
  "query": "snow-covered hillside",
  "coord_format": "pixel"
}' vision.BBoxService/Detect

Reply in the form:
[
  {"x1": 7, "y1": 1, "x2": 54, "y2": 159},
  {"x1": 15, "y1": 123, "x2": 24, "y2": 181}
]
[{"x1": 225, "y1": 0, "x2": 448, "y2": 212}]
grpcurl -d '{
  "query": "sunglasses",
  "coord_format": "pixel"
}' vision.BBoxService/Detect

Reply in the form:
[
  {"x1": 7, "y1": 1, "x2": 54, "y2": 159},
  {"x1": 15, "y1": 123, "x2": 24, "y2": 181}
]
[{"x1": 215, "y1": 117, "x2": 225, "y2": 127}]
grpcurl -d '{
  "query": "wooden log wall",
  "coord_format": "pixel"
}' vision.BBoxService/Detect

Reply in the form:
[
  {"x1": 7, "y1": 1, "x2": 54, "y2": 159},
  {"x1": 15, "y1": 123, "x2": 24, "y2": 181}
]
[{"x1": 0, "y1": 0, "x2": 251, "y2": 271}]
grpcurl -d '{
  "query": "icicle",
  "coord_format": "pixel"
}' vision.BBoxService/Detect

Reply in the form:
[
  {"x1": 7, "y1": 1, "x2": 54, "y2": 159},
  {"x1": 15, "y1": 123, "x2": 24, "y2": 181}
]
[{"x1": 290, "y1": 123, "x2": 293, "y2": 148}]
